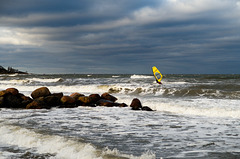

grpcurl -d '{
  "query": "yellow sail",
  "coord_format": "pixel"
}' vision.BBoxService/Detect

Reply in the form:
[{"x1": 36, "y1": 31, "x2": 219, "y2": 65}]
[{"x1": 152, "y1": 66, "x2": 163, "y2": 83}]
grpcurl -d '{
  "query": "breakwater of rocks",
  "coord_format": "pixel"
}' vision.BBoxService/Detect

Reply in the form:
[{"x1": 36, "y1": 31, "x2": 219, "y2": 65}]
[{"x1": 0, "y1": 87, "x2": 153, "y2": 111}]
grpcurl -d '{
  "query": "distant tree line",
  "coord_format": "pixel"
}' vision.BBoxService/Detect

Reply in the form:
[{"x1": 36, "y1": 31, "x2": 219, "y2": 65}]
[{"x1": 0, "y1": 65, "x2": 28, "y2": 74}]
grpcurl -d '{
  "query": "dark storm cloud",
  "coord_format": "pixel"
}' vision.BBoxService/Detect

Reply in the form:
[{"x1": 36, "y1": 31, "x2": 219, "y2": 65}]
[{"x1": 0, "y1": 0, "x2": 240, "y2": 74}]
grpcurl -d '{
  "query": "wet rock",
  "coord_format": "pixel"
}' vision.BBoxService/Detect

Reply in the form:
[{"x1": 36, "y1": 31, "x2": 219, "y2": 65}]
[
  {"x1": 20, "y1": 95, "x2": 33, "y2": 107},
  {"x1": 31, "y1": 87, "x2": 51, "y2": 99},
  {"x1": 44, "y1": 93, "x2": 63, "y2": 107},
  {"x1": 101, "y1": 92, "x2": 118, "y2": 102},
  {"x1": 96, "y1": 99, "x2": 114, "y2": 107},
  {"x1": 130, "y1": 98, "x2": 142, "y2": 110},
  {"x1": 142, "y1": 106, "x2": 153, "y2": 111},
  {"x1": 52, "y1": 92, "x2": 63, "y2": 99},
  {"x1": 70, "y1": 92, "x2": 84, "y2": 100},
  {"x1": 77, "y1": 96, "x2": 93, "y2": 106},
  {"x1": 44, "y1": 95, "x2": 61, "y2": 107},
  {"x1": 0, "y1": 90, "x2": 8, "y2": 97},
  {"x1": 61, "y1": 96, "x2": 76, "y2": 105},
  {"x1": 117, "y1": 103, "x2": 128, "y2": 107},
  {"x1": 26, "y1": 97, "x2": 49, "y2": 109},
  {"x1": 26, "y1": 101, "x2": 39, "y2": 109},
  {"x1": 4, "y1": 93, "x2": 23, "y2": 108},
  {"x1": 89, "y1": 94, "x2": 101, "y2": 103},
  {"x1": 0, "y1": 97, "x2": 4, "y2": 107},
  {"x1": 6, "y1": 88, "x2": 19, "y2": 96}
]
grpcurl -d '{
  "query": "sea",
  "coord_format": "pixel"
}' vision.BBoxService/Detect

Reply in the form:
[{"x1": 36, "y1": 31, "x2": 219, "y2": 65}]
[{"x1": 0, "y1": 74, "x2": 240, "y2": 159}]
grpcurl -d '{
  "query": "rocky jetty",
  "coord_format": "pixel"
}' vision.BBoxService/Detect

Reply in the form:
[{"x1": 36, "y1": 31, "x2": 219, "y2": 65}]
[{"x1": 0, "y1": 87, "x2": 153, "y2": 111}]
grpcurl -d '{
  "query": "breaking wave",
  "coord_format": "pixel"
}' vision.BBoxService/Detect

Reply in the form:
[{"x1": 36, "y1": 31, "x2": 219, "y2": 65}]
[
  {"x1": 130, "y1": 75, "x2": 153, "y2": 79},
  {"x1": 105, "y1": 84, "x2": 240, "y2": 99},
  {"x1": 0, "y1": 78, "x2": 63, "y2": 85},
  {"x1": 0, "y1": 124, "x2": 156, "y2": 159}
]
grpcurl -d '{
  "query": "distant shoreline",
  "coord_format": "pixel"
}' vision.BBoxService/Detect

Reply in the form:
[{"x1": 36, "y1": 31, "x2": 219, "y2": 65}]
[{"x1": 0, "y1": 65, "x2": 28, "y2": 74}]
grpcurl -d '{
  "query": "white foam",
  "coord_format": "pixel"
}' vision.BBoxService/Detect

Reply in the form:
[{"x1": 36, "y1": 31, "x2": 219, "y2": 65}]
[
  {"x1": 0, "y1": 79, "x2": 29, "y2": 84},
  {"x1": 0, "y1": 124, "x2": 156, "y2": 159},
  {"x1": 0, "y1": 124, "x2": 101, "y2": 159},
  {"x1": 7, "y1": 74, "x2": 19, "y2": 77},
  {"x1": 29, "y1": 78, "x2": 62, "y2": 83},
  {"x1": 130, "y1": 74, "x2": 153, "y2": 79},
  {"x1": 0, "y1": 78, "x2": 62, "y2": 86},
  {"x1": 147, "y1": 98, "x2": 240, "y2": 118}
]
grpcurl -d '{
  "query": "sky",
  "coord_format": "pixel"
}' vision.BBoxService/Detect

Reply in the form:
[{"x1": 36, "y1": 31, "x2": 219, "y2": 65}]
[{"x1": 0, "y1": 0, "x2": 240, "y2": 74}]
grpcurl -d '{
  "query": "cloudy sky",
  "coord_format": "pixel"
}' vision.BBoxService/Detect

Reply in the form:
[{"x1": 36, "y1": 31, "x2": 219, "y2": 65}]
[{"x1": 0, "y1": 0, "x2": 240, "y2": 74}]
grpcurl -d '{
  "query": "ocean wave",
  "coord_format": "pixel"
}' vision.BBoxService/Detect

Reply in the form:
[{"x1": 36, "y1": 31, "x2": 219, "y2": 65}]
[
  {"x1": 148, "y1": 98, "x2": 240, "y2": 118},
  {"x1": 161, "y1": 87, "x2": 240, "y2": 99},
  {"x1": 29, "y1": 78, "x2": 63, "y2": 83},
  {"x1": 0, "y1": 124, "x2": 156, "y2": 159},
  {"x1": 0, "y1": 78, "x2": 63, "y2": 85},
  {"x1": 130, "y1": 75, "x2": 153, "y2": 79}
]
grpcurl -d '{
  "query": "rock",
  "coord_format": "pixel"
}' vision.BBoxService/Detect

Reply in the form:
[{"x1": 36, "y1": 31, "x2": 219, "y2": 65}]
[
  {"x1": 44, "y1": 93, "x2": 63, "y2": 107},
  {"x1": 118, "y1": 103, "x2": 128, "y2": 107},
  {"x1": 31, "y1": 87, "x2": 51, "y2": 99},
  {"x1": 0, "y1": 90, "x2": 8, "y2": 97},
  {"x1": 130, "y1": 98, "x2": 142, "y2": 110},
  {"x1": 6, "y1": 88, "x2": 19, "y2": 95},
  {"x1": 4, "y1": 94, "x2": 23, "y2": 108},
  {"x1": 96, "y1": 99, "x2": 114, "y2": 107},
  {"x1": 44, "y1": 95, "x2": 61, "y2": 107},
  {"x1": 26, "y1": 98, "x2": 46, "y2": 109},
  {"x1": 89, "y1": 94, "x2": 101, "y2": 103},
  {"x1": 26, "y1": 101, "x2": 41, "y2": 109},
  {"x1": 101, "y1": 93, "x2": 117, "y2": 102},
  {"x1": 77, "y1": 96, "x2": 92, "y2": 106},
  {"x1": 59, "y1": 95, "x2": 77, "y2": 108},
  {"x1": 0, "y1": 97, "x2": 4, "y2": 107},
  {"x1": 52, "y1": 92, "x2": 64, "y2": 99},
  {"x1": 61, "y1": 96, "x2": 75, "y2": 105},
  {"x1": 70, "y1": 93, "x2": 84, "y2": 100},
  {"x1": 26, "y1": 97, "x2": 53, "y2": 109},
  {"x1": 142, "y1": 106, "x2": 153, "y2": 111},
  {"x1": 20, "y1": 95, "x2": 33, "y2": 107}
]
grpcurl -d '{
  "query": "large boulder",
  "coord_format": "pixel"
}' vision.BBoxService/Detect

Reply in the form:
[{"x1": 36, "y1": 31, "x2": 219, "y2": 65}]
[
  {"x1": 31, "y1": 87, "x2": 51, "y2": 99},
  {"x1": 26, "y1": 97, "x2": 48, "y2": 109},
  {"x1": 44, "y1": 95, "x2": 61, "y2": 107},
  {"x1": 20, "y1": 95, "x2": 33, "y2": 107},
  {"x1": 4, "y1": 93, "x2": 23, "y2": 108},
  {"x1": 6, "y1": 88, "x2": 19, "y2": 96},
  {"x1": 0, "y1": 90, "x2": 8, "y2": 97},
  {"x1": 89, "y1": 94, "x2": 101, "y2": 103},
  {"x1": 26, "y1": 101, "x2": 42, "y2": 109},
  {"x1": 130, "y1": 98, "x2": 142, "y2": 110},
  {"x1": 0, "y1": 89, "x2": 28, "y2": 108},
  {"x1": 26, "y1": 94, "x2": 63, "y2": 109},
  {"x1": 61, "y1": 96, "x2": 76, "y2": 105},
  {"x1": 44, "y1": 92, "x2": 63, "y2": 107},
  {"x1": 101, "y1": 93, "x2": 117, "y2": 102},
  {"x1": 77, "y1": 96, "x2": 94, "y2": 106},
  {"x1": 96, "y1": 99, "x2": 114, "y2": 107},
  {"x1": 51, "y1": 93, "x2": 63, "y2": 100},
  {"x1": 70, "y1": 93, "x2": 84, "y2": 100}
]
